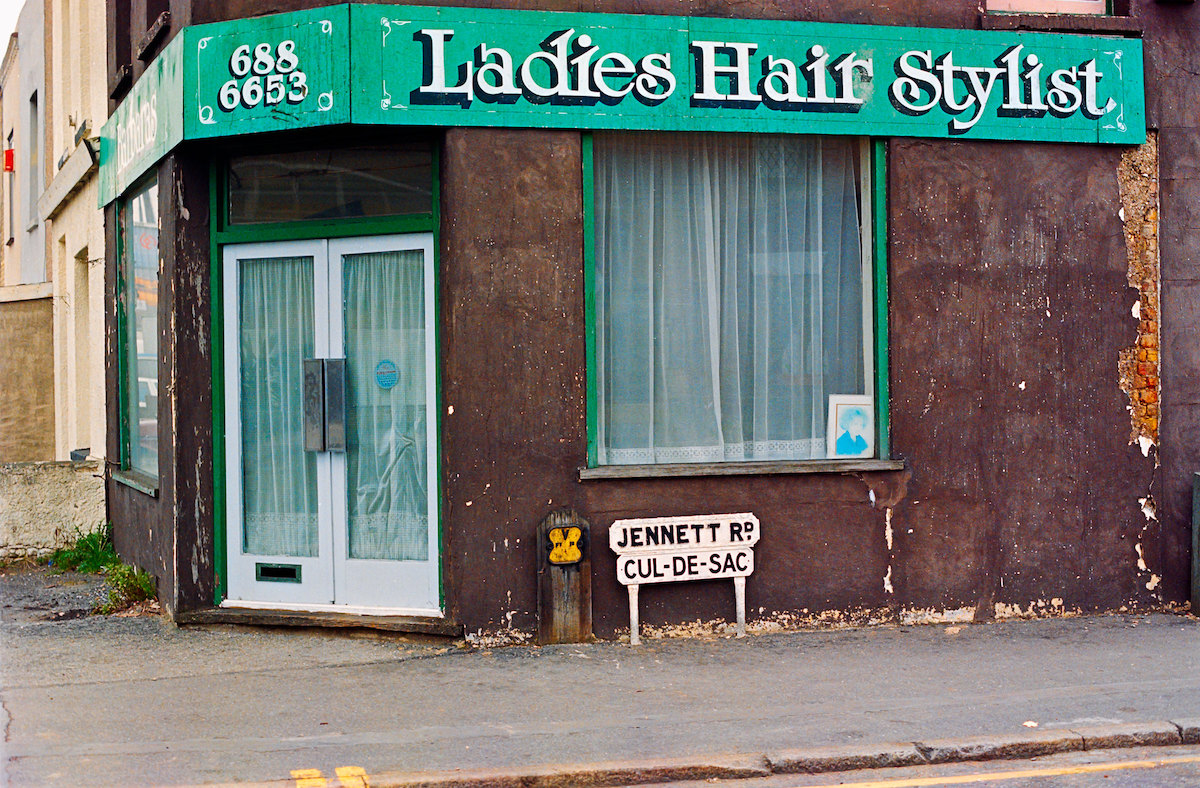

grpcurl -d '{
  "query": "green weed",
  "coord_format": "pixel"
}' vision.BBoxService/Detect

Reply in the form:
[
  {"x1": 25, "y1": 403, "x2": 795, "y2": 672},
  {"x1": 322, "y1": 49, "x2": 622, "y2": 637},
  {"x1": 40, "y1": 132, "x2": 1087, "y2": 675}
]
[
  {"x1": 95, "y1": 563, "x2": 157, "y2": 614},
  {"x1": 48, "y1": 524, "x2": 157, "y2": 614},
  {"x1": 48, "y1": 523, "x2": 118, "y2": 574}
]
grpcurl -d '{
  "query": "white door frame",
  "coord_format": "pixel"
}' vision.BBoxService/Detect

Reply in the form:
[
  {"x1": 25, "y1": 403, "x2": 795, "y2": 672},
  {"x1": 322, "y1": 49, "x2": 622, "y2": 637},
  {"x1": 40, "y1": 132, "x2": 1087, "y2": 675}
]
[
  {"x1": 223, "y1": 239, "x2": 335, "y2": 606},
  {"x1": 221, "y1": 234, "x2": 441, "y2": 616},
  {"x1": 328, "y1": 233, "x2": 440, "y2": 615}
]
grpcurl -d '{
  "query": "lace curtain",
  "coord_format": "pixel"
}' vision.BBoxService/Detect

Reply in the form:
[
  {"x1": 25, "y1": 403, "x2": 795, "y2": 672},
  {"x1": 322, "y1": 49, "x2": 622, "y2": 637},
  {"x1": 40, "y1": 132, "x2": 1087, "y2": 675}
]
[{"x1": 594, "y1": 132, "x2": 867, "y2": 464}]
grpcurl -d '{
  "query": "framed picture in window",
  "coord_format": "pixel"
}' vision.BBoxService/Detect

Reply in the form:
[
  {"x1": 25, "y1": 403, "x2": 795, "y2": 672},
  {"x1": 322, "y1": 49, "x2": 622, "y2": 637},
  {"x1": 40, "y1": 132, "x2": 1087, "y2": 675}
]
[{"x1": 827, "y1": 395, "x2": 875, "y2": 459}]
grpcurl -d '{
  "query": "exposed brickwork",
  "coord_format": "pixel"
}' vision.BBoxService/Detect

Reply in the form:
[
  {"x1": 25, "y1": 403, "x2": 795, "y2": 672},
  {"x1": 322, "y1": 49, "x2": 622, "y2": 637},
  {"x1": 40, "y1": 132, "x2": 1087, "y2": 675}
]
[{"x1": 1117, "y1": 133, "x2": 1161, "y2": 446}]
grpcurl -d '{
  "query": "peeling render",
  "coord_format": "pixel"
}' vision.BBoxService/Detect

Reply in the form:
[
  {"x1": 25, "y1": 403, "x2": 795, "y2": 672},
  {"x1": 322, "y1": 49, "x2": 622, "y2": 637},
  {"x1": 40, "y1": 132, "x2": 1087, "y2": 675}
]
[
  {"x1": 571, "y1": 598, "x2": 1146, "y2": 644},
  {"x1": 1117, "y1": 133, "x2": 1161, "y2": 447},
  {"x1": 466, "y1": 625, "x2": 535, "y2": 648},
  {"x1": 1114, "y1": 133, "x2": 1168, "y2": 607},
  {"x1": 462, "y1": 595, "x2": 1186, "y2": 648}
]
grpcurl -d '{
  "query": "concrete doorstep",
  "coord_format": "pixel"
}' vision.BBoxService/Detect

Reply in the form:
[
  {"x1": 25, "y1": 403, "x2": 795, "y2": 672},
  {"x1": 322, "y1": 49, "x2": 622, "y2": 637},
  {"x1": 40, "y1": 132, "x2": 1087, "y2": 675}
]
[{"x1": 213, "y1": 719, "x2": 1200, "y2": 788}]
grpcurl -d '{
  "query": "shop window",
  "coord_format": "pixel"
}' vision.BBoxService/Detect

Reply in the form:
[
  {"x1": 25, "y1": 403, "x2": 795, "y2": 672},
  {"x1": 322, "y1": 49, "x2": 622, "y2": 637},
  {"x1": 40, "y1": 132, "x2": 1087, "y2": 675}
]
[
  {"x1": 986, "y1": 0, "x2": 1107, "y2": 12},
  {"x1": 120, "y1": 178, "x2": 159, "y2": 483},
  {"x1": 227, "y1": 143, "x2": 433, "y2": 225},
  {"x1": 591, "y1": 132, "x2": 876, "y2": 467}
]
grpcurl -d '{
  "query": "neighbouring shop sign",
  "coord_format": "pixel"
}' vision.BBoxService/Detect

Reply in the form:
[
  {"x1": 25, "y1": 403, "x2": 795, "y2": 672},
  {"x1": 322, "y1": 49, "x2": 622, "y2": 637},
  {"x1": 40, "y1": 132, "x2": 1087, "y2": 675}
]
[
  {"x1": 610, "y1": 513, "x2": 759, "y2": 645},
  {"x1": 97, "y1": 35, "x2": 184, "y2": 207},
  {"x1": 99, "y1": 4, "x2": 1146, "y2": 205}
]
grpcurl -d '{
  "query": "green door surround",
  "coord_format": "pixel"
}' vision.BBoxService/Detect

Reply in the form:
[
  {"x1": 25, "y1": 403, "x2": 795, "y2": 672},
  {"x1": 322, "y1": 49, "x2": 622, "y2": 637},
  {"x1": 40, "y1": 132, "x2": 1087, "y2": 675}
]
[{"x1": 99, "y1": 3, "x2": 1145, "y2": 205}]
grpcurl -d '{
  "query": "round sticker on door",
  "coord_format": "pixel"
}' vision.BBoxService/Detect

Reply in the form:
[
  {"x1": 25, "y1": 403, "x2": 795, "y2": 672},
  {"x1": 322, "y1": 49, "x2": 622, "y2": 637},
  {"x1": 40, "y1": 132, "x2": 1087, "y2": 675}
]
[{"x1": 374, "y1": 360, "x2": 399, "y2": 390}]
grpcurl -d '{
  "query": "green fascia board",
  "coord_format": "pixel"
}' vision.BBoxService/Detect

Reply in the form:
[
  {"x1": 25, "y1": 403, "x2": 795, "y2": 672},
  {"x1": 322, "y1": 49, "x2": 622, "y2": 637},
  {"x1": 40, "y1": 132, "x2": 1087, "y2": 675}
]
[
  {"x1": 350, "y1": 4, "x2": 1144, "y2": 143},
  {"x1": 185, "y1": 5, "x2": 352, "y2": 140},
  {"x1": 99, "y1": 3, "x2": 1146, "y2": 204}
]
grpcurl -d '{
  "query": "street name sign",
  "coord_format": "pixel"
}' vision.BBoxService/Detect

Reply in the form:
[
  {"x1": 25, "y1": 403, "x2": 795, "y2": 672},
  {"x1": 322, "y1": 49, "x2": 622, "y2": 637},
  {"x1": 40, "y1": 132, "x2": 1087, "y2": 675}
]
[{"x1": 609, "y1": 512, "x2": 759, "y2": 645}]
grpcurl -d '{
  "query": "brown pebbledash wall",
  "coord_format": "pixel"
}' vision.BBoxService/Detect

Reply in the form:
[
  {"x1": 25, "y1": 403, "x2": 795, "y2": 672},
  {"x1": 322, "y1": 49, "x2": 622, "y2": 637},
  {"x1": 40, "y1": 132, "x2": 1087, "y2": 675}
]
[{"x1": 105, "y1": 0, "x2": 1200, "y2": 636}]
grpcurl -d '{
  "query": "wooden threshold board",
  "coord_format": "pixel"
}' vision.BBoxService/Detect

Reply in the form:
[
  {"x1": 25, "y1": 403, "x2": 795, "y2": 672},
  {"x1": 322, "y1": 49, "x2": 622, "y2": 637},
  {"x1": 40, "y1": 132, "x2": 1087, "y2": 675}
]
[{"x1": 177, "y1": 607, "x2": 463, "y2": 637}]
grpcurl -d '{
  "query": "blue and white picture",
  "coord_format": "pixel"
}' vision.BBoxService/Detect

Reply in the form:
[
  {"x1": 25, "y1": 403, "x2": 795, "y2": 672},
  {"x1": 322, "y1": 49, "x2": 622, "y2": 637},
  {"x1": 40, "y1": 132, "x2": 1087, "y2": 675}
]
[{"x1": 826, "y1": 395, "x2": 875, "y2": 459}]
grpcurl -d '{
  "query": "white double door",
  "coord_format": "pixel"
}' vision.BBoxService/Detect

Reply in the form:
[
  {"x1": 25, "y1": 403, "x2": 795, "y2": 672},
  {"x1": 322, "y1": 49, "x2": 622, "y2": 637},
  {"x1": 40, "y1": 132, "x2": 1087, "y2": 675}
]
[{"x1": 223, "y1": 234, "x2": 440, "y2": 615}]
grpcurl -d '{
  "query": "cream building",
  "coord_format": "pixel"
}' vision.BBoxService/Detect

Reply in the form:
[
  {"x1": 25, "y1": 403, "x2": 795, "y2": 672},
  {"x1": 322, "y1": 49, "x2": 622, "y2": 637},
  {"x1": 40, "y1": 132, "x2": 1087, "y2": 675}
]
[
  {"x1": 0, "y1": 0, "x2": 53, "y2": 463},
  {"x1": 0, "y1": 0, "x2": 106, "y2": 559},
  {"x1": 38, "y1": 0, "x2": 106, "y2": 462}
]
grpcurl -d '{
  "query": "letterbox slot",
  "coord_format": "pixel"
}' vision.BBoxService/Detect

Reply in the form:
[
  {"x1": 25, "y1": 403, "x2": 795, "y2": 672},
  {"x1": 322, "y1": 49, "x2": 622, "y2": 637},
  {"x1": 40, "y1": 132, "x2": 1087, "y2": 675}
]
[{"x1": 255, "y1": 563, "x2": 302, "y2": 583}]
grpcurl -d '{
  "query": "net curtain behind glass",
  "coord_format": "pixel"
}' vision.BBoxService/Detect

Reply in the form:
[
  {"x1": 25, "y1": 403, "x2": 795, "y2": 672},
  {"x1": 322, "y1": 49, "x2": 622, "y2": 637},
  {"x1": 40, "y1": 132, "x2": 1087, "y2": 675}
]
[
  {"x1": 237, "y1": 251, "x2": 429, "y2": 562},
  {"x1": 595, "y1": 132, "x2": 867, "y2": 465}
]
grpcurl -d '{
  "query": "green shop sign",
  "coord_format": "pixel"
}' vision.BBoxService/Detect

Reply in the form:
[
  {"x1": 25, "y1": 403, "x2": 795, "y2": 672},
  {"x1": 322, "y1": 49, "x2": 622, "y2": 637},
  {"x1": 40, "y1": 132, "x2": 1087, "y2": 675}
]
[
  {"x1": 97, "y1": 35, "x2": 184, "y2": 206},
  {"x1": 100, "y1": 3, "x2": 1145, "y2": 204}
]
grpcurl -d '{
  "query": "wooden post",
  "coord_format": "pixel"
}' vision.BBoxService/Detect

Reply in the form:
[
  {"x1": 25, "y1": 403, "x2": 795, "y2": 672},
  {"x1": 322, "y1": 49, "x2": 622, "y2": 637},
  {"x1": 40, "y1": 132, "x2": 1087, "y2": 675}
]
[{"x1": 536, "y1": 509, "x2": 593, "y2": 644}]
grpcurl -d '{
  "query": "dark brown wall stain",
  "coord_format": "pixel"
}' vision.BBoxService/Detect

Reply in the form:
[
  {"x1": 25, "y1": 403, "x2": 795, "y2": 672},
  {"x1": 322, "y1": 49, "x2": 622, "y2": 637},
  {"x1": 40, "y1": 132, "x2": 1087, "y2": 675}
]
[
  {"x1": 167, "y1": 152, "x2": 217, "y2": 610},
  {"x1": 888, "y1": 139, "x2": 1152, "y2": 614},
  {"x1": 1140, "y1": 0, "x2": 1200, "y2": 605},
  {"x1": 440, "y1": 128, "x2": 589, "y2": 633},
  {"x1": 106, "y1": 153, "x2": 216, "y2": 615}
]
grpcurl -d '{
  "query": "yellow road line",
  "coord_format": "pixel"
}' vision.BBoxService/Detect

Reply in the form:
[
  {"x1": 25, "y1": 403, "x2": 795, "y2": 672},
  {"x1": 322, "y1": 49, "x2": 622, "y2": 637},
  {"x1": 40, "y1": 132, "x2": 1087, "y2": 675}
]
[
  {"x1": 290, "y1": 768, "x2": 326, "y2": 788},
  {"x1": 335, "y1": 766, "x2": 369, "y2": 788},
  {"x1": 786, "y1": 754, "x2": 1200, "y2": 788}
]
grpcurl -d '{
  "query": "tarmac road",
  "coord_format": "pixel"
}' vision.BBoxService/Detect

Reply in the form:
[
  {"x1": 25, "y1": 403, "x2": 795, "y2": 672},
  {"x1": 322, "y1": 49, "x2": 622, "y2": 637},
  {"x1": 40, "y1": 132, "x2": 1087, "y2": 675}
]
[{"x1": 3, "y1": 564, "x2": 1200, "y2": 787}]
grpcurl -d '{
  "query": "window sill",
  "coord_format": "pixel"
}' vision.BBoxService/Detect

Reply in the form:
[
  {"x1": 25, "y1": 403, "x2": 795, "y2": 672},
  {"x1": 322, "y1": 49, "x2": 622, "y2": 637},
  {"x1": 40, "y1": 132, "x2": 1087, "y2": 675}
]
[
  {"x1": 112, "y1": 469, "x2": 158, "y2": 497},
  {"x1": 578, "y1": 458, "x2": 905, "y2": 480},
  {"x1": 979, "y1": 12, "x2": 1143, "y2": 35}
]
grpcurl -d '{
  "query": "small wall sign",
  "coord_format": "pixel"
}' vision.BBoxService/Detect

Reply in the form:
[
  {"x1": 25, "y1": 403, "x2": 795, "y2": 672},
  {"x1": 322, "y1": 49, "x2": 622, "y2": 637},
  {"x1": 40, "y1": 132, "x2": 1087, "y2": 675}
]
[
  {"x1": 548, "y1": 525, "x2": 585, "y2": 565},
  {"x1": 610, "y1": 512, "x2": 759, "y2": 645},
  {"x1": 374, "y1": 359, "x2": 399, "y2": 390}
]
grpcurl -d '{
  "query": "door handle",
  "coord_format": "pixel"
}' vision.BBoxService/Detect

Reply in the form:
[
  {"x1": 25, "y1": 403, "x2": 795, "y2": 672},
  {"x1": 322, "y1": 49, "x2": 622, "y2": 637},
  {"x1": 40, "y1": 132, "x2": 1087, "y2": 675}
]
[
  {"x1": 323, "y1": 358, "x2": 347, "y2": 453},
  {"x1": 302, "y1": 359, "x2": 346, "y2": 453},
  {"x1": 302, "y1": 359, "x2": 326, "y2": 452}
]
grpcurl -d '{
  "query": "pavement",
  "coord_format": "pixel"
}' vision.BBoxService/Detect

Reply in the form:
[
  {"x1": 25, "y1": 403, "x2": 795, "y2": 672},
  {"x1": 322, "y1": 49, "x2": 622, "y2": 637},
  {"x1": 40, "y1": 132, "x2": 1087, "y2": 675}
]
[{"x1": 3, "y1": 563, "x2": 1200, "y2": 787}]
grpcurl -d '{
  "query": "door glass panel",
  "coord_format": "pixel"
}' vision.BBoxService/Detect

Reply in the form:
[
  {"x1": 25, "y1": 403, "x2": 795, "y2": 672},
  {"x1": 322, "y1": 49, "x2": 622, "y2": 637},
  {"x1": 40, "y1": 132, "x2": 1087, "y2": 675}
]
[
  {"x1": 228, "y1": 144, "x2": 433, "y2": 225},
  {"x1": 343, "y1": 250, "x2": 428, "y2": 561},
  {"x1": 239, "y1": 256, "x2": 319, "y2": 557}
]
